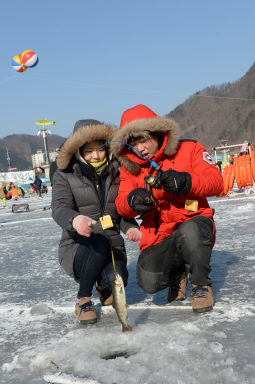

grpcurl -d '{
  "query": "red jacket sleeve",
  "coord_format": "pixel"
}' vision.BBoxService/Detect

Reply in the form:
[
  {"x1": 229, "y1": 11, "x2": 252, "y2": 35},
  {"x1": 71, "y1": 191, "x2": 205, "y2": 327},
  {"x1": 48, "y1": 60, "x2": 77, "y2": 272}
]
[
  {"x1": 115, "y1": 166, "x2": 138, "y2": 218},
  {"x1": 189, "y1": 142, "x2": 223, "y2": 197}
]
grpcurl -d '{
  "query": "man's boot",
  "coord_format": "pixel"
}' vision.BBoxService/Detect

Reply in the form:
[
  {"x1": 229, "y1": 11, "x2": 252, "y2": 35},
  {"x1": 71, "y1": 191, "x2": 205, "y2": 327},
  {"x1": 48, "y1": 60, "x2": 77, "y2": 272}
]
[
  {"x1": 168, "y1": 267, "x2": 189, "y2": 302},
  {"x1": 75, "y1": 297, "x2": 97, "y2": 324},
  {"x1": 191, "y1": 284, "x2": 214, "y2": 313},
  {"x1": 96, "y1": 285, "x2": 113, "y2": 306}
]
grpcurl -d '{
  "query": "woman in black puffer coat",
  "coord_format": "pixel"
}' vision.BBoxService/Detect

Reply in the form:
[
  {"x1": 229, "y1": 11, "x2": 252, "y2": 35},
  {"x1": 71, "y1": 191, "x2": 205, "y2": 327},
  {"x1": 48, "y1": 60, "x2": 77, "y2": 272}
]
[{"x1": 52, "y1": 119, "x2": 141, "y2": 324}]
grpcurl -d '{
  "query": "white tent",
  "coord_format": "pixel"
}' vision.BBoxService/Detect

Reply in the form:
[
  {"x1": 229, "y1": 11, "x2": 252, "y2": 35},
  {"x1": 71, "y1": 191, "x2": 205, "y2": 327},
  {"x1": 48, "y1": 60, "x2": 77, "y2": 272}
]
[{"x1": 0, "y1": 170, "x2": 35, "y2": 185}]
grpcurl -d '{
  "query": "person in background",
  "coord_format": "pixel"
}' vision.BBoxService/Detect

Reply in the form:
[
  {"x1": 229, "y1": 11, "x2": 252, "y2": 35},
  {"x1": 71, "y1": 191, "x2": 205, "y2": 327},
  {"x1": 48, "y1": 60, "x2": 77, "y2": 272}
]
[
  {"x1": 111, "y1": 104, "x2": 223, "y2": 313},
  {"x1": 42, "y1": 185, "x2": 48, "y2": 195},
  {"x1": 240, "y1": 140, "x2": 249, "y2": 156},
  {"x1": 33, "y1": 175, "x2": 42, "y2": 198},
  {"x1": 228, "y1": 154, "x2": 234, "y2": 165},
  {"x1": 19, "y1": 187, "x2": 25, "y2": 198},
  {"x1": 11, "y1": 183, "x2": 19, "y2": 201},
  {"x1": 49, "y1": 160, "x2": 58, "y2": 185},
  {"x1": 0, "y1": 182, "x2": 8, "y2": 207},
  {"x1": 216, "y1": 160, "x2": 222, "y2": 172},
  {"x1": 17, "y1": 186, "x2": 25, "y2": 198},
  {"x1": 49, "y1": 144, "x2": 64, "y2": 185},
  {"x1": 52, "y1": 119, "x2": 141, "y2": 325}
]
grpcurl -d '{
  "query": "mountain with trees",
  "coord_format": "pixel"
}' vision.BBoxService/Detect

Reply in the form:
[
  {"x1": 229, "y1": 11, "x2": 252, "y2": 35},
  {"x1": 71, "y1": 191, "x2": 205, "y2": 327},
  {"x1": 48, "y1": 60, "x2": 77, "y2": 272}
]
[
  {"x1": 0, "y1": 134, "x2": 65, "y2": 171},
  {"x1": 1, "y1": 62, "x2": 255, "y2": 170},
  {"x1": 167, "y1": 62, "x2": 255, "y2": 149}
]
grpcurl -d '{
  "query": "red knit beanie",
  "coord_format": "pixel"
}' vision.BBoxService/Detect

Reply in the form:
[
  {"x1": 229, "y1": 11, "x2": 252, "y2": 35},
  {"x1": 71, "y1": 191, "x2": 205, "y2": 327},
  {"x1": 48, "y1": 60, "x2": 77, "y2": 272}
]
[{"x1": 120, "y1": 104, "x2": 158, "y2": 128}]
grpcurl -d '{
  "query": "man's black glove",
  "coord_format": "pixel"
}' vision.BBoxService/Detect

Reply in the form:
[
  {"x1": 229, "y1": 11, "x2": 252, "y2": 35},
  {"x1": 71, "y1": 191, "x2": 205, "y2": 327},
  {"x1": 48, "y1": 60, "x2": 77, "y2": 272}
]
[
  {"x1": 160, "y1": 170, "x2": 192, "y2": 194},
  {"x1": 127, "y1": 188, "x2": 154, "y2": 212}
]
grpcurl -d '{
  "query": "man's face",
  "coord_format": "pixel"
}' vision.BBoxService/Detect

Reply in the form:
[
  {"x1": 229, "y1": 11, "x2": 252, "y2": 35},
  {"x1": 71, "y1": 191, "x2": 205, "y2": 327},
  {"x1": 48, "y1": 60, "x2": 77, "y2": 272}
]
[{"x1": 130, "y1": 136, "x2": 159, "y2": 159}]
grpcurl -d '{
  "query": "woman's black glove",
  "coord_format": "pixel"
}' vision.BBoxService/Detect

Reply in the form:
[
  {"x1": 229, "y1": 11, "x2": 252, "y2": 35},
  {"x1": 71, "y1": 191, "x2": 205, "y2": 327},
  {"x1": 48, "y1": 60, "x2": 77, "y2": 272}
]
[
  {"x1": 160, "y1": 170, "x2": 192, "y2": 194},
  {"x1": 127, "y1": 188, "x2": 154, "y2": 212}
]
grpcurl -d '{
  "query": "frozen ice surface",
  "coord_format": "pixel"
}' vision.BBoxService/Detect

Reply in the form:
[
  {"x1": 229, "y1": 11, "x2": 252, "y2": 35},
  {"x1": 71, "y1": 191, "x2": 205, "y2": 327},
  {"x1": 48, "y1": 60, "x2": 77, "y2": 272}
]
[{"x1": 0, "y1": 193, "x2": 255, "y2": 384}]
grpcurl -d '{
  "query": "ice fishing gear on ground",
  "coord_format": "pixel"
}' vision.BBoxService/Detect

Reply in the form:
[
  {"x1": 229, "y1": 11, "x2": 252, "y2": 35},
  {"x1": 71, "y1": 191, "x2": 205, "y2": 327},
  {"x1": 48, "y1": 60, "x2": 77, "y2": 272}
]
[{"x1": 11, "y1": 203, "x2": 29, "y2": 213}]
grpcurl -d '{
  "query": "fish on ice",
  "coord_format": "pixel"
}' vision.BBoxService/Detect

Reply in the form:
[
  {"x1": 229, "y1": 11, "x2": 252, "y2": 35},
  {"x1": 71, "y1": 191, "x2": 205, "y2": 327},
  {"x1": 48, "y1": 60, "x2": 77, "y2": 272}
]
[{"x1": 112, "y1": 271, "x2": 132, "y2": 332}]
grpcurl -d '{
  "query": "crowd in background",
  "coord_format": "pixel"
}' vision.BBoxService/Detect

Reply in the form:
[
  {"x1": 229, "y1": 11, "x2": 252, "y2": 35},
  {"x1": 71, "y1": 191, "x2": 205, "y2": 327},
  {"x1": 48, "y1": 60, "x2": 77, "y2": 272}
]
[{"x1": 0, "y1": 175, "x2": 48, "y2": 207}]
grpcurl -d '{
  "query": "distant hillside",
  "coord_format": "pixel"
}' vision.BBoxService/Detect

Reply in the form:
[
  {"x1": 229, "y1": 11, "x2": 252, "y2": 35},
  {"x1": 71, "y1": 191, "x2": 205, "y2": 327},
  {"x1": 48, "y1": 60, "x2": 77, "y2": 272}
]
[
  {"x1": 2, "y1": 62, "x2": 255, "y2": 170},
  {"x1": 167, "y1": 62, "x2": 255, "y2": 149},
  {"x1": 0, "y1": 134, "x2": 66, "y2": 171}
]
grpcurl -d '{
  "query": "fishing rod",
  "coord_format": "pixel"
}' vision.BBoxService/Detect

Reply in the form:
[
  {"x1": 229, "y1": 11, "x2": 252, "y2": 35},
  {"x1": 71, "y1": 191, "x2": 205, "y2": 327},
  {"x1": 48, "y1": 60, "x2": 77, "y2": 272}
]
[
  {"x1": 98, "y1": 140, "x2": 163, "y2": 190},
  {"x1": 98, "y1": 140, "x2": 160, "y2": 170}
]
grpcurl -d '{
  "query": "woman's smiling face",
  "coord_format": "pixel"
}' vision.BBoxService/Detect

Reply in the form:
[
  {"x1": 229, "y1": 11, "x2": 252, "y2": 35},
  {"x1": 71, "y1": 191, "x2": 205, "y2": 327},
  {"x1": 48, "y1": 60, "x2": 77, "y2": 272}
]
[{"x1": 81, "y1": 141, "x2": 106, "y2": 163}]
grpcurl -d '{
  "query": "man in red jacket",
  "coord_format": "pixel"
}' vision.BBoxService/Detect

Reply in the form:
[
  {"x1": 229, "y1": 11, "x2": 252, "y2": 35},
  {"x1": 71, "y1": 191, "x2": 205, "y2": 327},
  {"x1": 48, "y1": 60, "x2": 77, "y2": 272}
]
[{"x1": 111, "y1": 104, "x2": 223, "y2": 313}]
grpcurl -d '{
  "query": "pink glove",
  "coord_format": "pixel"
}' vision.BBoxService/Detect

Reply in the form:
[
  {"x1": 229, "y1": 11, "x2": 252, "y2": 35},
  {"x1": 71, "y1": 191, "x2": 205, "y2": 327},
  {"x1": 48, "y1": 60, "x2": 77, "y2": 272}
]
[
  {"x1": 125, "y1": 228, "x2": 142, "y2": 243},
  {"x1": 72, "y1": 215, "x2": 96, "y2": 237}
]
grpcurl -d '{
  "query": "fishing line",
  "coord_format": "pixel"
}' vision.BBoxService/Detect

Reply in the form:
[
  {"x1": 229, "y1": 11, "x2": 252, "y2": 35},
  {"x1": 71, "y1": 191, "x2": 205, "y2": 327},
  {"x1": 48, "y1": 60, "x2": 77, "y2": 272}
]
[
  {"x1": 0, "y1": 74, "x2": 17, "y2": 85},
  {"x1": 98, "y1": 140, "x2": 161, "y2": 171},
  {"x1": 111, "y1": 251, "x2": 116, "y2": 272},
  {"x1": 192, "y1": 94, "x2": 255, "y2": 101},
  {"x1": 26, "y1": 76, "x2": 255, "y2": 102}
]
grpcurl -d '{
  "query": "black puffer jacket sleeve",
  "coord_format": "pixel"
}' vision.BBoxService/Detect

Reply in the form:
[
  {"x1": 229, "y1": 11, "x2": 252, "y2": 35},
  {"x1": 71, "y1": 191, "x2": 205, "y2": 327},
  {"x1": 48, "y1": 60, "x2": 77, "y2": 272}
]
[
  {"x1": 51, "y1": 169, "x2": 79, "y2": 231},
  {"x1": 120, "y1": 217, "x2": 139, "y2": 234}
]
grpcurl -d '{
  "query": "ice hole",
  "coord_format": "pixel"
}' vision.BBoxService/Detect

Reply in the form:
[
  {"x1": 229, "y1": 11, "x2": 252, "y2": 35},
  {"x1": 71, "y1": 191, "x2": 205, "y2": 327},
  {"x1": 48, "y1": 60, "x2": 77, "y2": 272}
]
[{"x1": 101, "y1": 349, "x2": 137, "y2": 360}]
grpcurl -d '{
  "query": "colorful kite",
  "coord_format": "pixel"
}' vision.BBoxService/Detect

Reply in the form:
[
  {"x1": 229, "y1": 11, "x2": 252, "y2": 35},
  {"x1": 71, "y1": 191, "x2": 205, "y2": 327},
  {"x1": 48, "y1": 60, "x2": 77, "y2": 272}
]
[
  {"x1": 11, "y1": 55, "x2": 27, "y2": 72},
  {"x1": 21, "y1": 50, "x2": 38, "y2": 68},
  {"x1": 11, "y1": 50, "x2": 38, "y2": 72}
]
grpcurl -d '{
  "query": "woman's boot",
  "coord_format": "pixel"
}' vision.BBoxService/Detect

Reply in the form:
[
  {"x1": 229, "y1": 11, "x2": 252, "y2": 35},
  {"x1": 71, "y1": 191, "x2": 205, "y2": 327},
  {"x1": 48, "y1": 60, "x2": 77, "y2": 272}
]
[{"x1": 75, "y1": 297, "x2": 97, "y2": 324}]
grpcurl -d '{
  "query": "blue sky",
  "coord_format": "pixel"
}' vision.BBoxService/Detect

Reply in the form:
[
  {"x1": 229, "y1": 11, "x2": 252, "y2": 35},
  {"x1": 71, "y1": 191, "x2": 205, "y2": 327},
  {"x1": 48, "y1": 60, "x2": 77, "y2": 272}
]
[{"x1": 1, "y1": 0, "x2": 255, "y2": 138}]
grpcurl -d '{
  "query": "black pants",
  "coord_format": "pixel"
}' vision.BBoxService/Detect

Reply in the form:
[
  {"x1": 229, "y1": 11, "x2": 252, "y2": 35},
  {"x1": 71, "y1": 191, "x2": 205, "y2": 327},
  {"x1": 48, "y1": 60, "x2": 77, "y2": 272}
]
[
  {"x1": 74, "y1": 233, "x2": 128, "y2": 298},
  {"x1": 137, "y1": 216, "x2": 215, "y2": 294}
]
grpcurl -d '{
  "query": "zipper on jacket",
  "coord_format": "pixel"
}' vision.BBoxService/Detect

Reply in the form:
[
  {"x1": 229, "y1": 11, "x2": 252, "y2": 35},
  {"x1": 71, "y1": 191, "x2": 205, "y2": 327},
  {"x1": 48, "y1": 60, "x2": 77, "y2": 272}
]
[{"x1": 80, "y1": 163, "x2": 115, "y2": 218}]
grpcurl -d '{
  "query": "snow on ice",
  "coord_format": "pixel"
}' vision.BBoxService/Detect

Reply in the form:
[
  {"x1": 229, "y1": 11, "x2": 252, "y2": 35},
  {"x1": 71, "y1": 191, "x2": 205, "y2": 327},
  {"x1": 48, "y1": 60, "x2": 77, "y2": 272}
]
[{"x1": 0, "y1": 193, "x2": 255, "y2": 384}]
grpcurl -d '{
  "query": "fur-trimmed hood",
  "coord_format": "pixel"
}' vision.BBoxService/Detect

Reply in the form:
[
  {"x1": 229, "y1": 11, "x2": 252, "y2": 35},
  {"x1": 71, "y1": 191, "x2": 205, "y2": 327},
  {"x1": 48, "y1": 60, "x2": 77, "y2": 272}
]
[
  {"x1": 57, "y1": 123, "x2": 115, "y2": 170},
  {"x1": 110, "y1": 105, "x2": 180, "y2": 174}
]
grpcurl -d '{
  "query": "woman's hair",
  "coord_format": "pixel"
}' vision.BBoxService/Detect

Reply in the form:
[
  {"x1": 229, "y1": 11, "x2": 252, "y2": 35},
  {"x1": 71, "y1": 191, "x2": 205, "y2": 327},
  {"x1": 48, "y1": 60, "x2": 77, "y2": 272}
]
[{"x1": 79, "y1": 140, "x2": 106, "y2": 157}]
